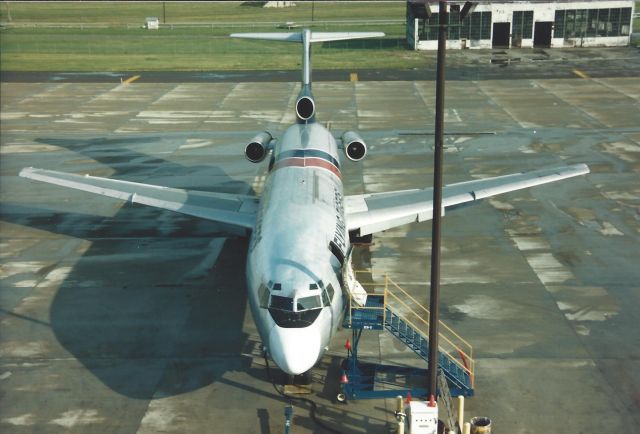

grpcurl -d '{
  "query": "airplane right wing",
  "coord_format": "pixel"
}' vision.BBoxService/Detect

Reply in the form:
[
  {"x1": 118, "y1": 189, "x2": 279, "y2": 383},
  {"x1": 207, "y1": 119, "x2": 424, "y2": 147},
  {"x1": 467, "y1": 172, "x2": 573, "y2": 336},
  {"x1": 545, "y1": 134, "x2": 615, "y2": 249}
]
[
  {"x1": 19, "y1": 167, "x2": 258, "y2": 231},
  {"x1": 345, "y1": 164, "x2": 589, "y2": 236}
]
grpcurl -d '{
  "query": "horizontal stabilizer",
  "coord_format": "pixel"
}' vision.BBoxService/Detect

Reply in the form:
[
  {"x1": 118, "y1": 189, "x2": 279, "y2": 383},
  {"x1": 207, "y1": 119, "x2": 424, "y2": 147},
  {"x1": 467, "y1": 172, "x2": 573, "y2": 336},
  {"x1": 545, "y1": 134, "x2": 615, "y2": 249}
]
[
  {"x1": 310, "y1": 32, "x2": 386, "y2": 43},
  {"x1": 230, "y1": 32, "x2": 303, "y2": 42},
  {"x1": 230, "y1": 31, "x2": 385, "y2": 43},
  {"x1": 231, "y1": 29, "x2": 385, "y2": 89}
]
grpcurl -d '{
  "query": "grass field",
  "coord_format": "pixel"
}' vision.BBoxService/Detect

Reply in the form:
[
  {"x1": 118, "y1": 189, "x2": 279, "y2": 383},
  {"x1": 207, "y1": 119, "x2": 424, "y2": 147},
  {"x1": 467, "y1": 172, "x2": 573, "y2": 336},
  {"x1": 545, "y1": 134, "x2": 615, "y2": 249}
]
[
  {"x1": 635, "y1": 1, "x2": 640, "y2": 43},
  {"x1": 0, "y1": 1, "x2": 421, "y2": 71},
  {"x1": 2, "y1": 2, "x2": 637, "y2": 71}
]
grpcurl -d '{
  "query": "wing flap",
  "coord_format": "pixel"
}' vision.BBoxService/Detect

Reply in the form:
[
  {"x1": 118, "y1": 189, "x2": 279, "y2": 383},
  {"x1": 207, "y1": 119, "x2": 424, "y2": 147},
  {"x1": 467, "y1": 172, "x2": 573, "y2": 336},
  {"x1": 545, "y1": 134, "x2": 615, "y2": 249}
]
[
  {"x1": 19, "y1": 167, "x2": 257, "y2": 230},
  {"x1": 345, "y1": 164, "x2": 589, "y2": 236}
]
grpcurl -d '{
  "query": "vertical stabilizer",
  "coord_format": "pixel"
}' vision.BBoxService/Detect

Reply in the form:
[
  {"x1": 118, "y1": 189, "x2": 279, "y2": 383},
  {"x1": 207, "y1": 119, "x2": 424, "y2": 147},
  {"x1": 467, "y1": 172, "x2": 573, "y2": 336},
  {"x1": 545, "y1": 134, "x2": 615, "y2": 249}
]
[{"x1": 302, "y1": 29, "x2": 312, "y2": 86}]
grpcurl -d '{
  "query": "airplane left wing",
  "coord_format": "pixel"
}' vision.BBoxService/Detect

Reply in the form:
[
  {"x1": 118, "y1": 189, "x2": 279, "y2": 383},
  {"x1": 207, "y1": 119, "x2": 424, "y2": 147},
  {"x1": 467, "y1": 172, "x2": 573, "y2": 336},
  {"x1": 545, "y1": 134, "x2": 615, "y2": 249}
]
[
  {"x1": 345, "y1": 164, "x2": 589, "y2": 236},
  {"x1": 19, "y1": 168, "x2": 258, "y2": 231}
]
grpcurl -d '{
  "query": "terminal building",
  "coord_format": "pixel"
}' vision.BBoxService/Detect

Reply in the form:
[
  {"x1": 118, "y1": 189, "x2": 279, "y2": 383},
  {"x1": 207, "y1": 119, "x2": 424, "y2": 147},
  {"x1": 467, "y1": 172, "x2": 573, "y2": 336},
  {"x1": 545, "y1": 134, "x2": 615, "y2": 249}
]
[{"x1": 407, "y1": 1, "x2": 635, "y2": 49}]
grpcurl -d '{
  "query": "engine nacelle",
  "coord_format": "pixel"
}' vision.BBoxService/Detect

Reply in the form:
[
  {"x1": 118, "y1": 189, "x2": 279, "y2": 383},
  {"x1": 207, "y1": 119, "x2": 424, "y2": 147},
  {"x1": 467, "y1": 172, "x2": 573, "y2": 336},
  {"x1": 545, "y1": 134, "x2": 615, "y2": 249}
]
[
  {"x1": 295, "y1": 88, "x2": 316, "y2": 121},
  {"x1": 245, "y1": 131, "x2": 273, "y2": 163},
  {"x1": 341, "y1": 131, "x2": 367, "y2": 162}
]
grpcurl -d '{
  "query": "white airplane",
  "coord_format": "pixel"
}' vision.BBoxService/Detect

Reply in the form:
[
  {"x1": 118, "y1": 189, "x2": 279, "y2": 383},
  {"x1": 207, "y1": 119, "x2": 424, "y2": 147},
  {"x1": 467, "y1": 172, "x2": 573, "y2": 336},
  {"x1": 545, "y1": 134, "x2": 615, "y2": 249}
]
[{"x1": 20, "y1": 30, "x2": 589, "y2": 376}]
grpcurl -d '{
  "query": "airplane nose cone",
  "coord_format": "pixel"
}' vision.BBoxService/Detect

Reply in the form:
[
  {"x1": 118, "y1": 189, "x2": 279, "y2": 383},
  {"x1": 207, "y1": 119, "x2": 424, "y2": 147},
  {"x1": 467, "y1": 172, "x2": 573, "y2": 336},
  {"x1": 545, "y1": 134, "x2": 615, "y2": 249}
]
[{"x1": 268, "y1": 327, "x2": 321, "y2": 375}]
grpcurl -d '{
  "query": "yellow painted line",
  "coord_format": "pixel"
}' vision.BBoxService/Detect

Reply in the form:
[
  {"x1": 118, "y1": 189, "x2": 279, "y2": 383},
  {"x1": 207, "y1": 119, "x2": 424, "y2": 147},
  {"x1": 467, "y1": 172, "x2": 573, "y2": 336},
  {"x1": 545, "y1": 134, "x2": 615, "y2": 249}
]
[
  {"x1": 572, "y1": 69, "x2": 590, "y2": 79},
  {"x1": 350, "y1": 72, "x2": 358, "y2": 82},
  {"x1": 122, "y1": 75, "x2": 141, "y2": 85}
]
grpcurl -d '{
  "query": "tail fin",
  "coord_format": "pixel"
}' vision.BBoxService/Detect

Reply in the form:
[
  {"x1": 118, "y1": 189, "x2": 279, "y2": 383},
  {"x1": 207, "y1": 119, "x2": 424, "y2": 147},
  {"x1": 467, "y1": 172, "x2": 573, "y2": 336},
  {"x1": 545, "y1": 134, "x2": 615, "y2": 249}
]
[{"x1": 230, "y1": 30, "x2": 384, "y2": 86}]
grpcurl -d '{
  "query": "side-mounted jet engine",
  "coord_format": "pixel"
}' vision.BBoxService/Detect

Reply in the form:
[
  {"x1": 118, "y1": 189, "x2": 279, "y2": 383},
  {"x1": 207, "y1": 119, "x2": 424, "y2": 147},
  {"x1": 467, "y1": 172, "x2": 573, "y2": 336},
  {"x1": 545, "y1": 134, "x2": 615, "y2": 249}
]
[
  {"x1": 244, "y1": 131, "x2": 273, "y2": 163},
  {"x1": 340, "y1": 131, "x2": 367, "y2": 162}
]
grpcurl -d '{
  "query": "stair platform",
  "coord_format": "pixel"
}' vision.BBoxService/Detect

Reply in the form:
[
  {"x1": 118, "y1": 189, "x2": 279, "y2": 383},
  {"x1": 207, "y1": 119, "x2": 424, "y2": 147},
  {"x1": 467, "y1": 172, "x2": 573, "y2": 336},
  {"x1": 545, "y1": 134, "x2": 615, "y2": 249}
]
[{"x1": 343, "y1": 294, "x2": 385, "y2": 330}]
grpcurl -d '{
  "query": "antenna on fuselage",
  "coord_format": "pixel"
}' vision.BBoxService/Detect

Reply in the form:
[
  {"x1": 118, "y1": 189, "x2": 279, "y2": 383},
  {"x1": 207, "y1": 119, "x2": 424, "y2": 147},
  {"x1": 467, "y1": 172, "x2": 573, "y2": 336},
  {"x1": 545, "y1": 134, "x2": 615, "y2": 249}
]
[{"x1": 230, "y1": 30, "x2": 385, "y2": 123}]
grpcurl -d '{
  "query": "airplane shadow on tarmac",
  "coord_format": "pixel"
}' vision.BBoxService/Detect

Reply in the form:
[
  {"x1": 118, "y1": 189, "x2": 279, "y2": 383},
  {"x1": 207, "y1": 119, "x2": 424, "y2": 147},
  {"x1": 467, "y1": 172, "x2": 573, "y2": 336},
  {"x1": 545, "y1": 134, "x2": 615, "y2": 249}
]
[{"x1": 4, "y1": 135, "x2": 256, "y2": 399}]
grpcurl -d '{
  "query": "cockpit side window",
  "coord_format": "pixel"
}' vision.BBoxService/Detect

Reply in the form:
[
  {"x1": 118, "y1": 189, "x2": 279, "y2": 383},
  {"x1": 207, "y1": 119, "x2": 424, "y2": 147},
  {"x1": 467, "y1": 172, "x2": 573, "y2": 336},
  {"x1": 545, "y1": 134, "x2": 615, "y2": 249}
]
[
  {"x1": 321, "y1": 283, "x2": 335, "y2": 306},
  {"x1": 258, "y1": 284, "x2": 270, "y2": 308}
]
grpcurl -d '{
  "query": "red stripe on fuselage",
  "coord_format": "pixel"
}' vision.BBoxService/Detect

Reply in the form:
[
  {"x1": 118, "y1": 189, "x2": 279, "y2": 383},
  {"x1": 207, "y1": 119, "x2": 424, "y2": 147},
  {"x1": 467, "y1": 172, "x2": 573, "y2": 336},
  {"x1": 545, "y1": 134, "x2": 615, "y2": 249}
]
[{"x1": 273, "y1": 157, "x2": 341, "y2": 179}]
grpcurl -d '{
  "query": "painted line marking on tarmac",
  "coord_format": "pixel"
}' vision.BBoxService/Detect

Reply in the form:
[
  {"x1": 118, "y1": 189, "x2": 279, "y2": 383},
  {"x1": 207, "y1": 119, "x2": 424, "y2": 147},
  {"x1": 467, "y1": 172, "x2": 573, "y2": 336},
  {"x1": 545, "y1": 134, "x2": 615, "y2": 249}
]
[
  {"x1": 350, "y1": 72, "x2": 358, "y2": 82},
  {"x1": 572, "y1": 69, "x2": 590, "y2": 79},
  {"x1": 122, "y1": 75, "x2": 141, "y2": 85}
]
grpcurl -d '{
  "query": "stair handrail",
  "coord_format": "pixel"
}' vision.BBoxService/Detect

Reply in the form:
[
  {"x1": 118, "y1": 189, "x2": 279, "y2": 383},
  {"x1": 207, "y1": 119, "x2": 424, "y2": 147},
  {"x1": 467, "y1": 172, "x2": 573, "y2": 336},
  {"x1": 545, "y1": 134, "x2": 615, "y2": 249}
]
[
  {"x1": 384, "y1": 291, "x2": 474, "y2": 379},
  {"x1": 385, "y1": 277, "x2": 474, "y2": 363},
  {"x1": 353, "y1": 272, "x2": 474, "y2": 356},
  {"x1": 386, "y1": 275, "x2": 474, "y2": 353}
]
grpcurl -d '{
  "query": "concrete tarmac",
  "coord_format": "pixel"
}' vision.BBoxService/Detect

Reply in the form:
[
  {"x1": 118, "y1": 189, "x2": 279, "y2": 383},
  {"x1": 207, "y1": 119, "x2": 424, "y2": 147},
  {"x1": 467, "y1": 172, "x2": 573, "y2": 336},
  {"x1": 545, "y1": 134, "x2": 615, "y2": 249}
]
[{"x1": 1, "y1": 73, "x2": 639, "y2": 433}]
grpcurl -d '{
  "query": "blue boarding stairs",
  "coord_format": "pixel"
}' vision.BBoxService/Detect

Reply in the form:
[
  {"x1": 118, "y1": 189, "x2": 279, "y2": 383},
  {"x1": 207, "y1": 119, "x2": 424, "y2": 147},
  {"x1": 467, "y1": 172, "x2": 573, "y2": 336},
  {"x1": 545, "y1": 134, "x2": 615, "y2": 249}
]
[{"x1": 339, "y1": 274, "x2": 475, "y2": 401}]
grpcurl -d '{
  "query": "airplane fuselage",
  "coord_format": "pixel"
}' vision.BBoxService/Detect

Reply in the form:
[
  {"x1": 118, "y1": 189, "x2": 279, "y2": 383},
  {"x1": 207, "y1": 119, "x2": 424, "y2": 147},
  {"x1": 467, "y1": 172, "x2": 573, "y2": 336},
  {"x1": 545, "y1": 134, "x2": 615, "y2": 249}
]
[{"x1": 246, "y1": 122, "x2": 348, "y2": 375}]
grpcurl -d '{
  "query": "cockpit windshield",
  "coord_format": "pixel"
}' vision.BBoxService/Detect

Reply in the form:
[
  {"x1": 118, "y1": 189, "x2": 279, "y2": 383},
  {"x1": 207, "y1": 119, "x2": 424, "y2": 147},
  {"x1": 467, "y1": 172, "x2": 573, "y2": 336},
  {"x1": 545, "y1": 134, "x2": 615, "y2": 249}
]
[
  {"x1": 269, "y1": 295, "x2": 294, "y2": 311},
  {"x1": 297, "y1": 295, "x2": 322, "y2": 311},
  {"x1": 268, "y1": 294, "x2": 323, "y2": 328}
]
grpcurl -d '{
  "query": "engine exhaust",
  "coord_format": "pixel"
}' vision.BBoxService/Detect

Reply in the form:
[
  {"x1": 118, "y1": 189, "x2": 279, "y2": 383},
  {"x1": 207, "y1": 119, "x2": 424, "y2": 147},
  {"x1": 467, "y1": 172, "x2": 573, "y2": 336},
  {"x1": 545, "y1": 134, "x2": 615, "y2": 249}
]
[{"x1": 296, "y1": 96, "x2": 315, "y2": 121}]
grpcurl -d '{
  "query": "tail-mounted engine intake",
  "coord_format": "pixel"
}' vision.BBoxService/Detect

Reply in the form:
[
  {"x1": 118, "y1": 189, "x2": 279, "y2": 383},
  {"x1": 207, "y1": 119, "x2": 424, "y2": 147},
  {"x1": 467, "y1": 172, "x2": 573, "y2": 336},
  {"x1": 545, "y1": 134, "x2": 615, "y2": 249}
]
[
  {"x1": 295, "y1": 88, "x2": 316, "y2": 121},
  {"x1": 245, "y1": 131, "x2": 273, "y2": 163},
  {"x1": 341, "y1": 131, "x2": 367, "y2": 162}
]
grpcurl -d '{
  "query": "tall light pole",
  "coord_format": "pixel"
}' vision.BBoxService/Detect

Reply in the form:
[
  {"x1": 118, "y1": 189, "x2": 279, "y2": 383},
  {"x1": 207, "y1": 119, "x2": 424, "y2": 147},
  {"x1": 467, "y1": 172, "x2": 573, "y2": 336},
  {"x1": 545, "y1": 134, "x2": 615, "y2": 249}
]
[{"x1": 427, "y1": 0, "x2": 448, "y2": 402}]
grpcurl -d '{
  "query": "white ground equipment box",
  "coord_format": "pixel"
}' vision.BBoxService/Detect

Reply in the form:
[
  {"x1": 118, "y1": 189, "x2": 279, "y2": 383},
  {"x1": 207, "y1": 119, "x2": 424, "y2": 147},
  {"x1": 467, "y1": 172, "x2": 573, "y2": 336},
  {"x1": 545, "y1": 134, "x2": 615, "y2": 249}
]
[
  {"x1": 144, "y1": 17, "x2": 159, "y2": 30},
  {"x1": 406, "y1": 401, "x2": 438, "y2": 434}
]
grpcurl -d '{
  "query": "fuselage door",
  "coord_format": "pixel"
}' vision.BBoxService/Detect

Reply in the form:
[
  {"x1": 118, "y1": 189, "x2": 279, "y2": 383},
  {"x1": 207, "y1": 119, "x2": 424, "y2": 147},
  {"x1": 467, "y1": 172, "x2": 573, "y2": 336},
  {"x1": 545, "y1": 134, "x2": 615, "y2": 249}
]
[{"x1": 341, "y1": 246, "x2": 367, "y2": 307}]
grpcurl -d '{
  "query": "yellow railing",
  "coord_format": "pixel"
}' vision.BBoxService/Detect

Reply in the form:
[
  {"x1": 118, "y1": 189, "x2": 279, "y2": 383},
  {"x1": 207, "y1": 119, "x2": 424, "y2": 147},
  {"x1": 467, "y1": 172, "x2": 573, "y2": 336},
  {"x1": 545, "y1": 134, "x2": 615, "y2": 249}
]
[{"x1": 351, "y1": 271, "x2": 475, "y2": 386}]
